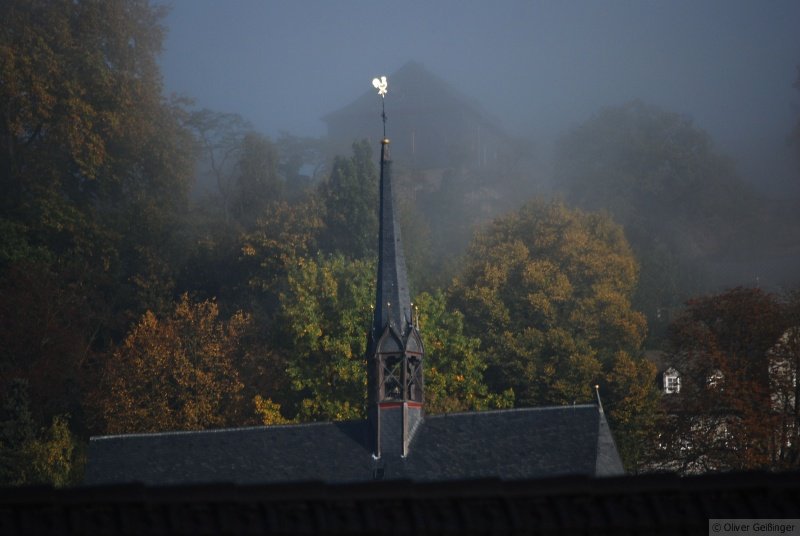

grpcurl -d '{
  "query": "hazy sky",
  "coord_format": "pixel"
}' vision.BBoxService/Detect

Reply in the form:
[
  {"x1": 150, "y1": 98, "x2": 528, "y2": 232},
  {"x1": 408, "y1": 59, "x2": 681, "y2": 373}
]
[{"x1": 159, "y1": 0, "x2": 800, "y2": 194}]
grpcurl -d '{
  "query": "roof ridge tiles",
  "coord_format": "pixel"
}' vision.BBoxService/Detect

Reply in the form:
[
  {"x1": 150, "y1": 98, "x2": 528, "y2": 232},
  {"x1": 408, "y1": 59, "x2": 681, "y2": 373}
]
[
  {"x1": 90, "y1": 419, "x2": 362, "y2": 441},
  {"x1": 426, "y1": 404, "x2": 598, "y2": 420},
  {"x1": 91, "y1": 405, "x2": 600, "y2": 442}
]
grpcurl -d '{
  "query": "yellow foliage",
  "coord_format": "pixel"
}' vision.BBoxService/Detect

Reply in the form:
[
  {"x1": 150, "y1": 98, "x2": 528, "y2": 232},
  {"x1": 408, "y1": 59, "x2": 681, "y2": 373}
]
[
  {"x1": 253, "y1": 395, "x2": 291, "y2": 426},
  {"x1": 450, "y1": 198, "x2": 654, "y2": 449}
]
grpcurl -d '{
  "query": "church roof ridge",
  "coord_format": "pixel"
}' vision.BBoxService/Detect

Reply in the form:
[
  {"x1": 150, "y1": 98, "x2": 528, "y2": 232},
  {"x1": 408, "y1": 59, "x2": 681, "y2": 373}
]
[
  {"x1": 90, "y1": 419, "x2": 360, "y2": 442},
  {"x1": 91, "y1": 404, "x2": 601, "y2": 442},
  {"x1": 425, "y1": 404, "x2": 599, "y2": 420}
]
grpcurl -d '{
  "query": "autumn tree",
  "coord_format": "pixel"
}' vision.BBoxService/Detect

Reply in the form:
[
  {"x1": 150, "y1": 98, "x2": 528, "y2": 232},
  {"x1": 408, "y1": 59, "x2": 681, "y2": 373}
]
[
  {"x1": 93, "y1": 294, "x2": 248, "y2": 434},
  {"x1": 239, "y1": 197, "x2": 326, "y2": 314},
  {"x1": 771, "y1": 289, "x2": 800, "y2": 468},
  {"x1": 769, "y1": 322, "x2": 800, "y2": 469},
  {"x1": 0, "y1": 0, "x2": 204, "y2": 484},
  {"x1": 0, "y1": 0, "x2": 197, "y2": 359},
  {"x1": 656, "y1": 287, "x2": 792, "y2": 473},
  {"x1": 605, "y1": 351, "x2": 660, "y2": 472},
  {"x1": 0, "y1": 0, "x2": 193, "y2": 271},
  {"x1": 449, "y1": 199, "x2": 656, "y2": 468},
  {"x1": 0, "y1": 262, "x2": 96, "y2": 429}
]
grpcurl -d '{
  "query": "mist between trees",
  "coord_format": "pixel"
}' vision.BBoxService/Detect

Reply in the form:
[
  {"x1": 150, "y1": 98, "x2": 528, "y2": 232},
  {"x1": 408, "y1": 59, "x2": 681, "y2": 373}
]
[{"x1": 1, "y1": 0, "x2": 799, "y2": 485}]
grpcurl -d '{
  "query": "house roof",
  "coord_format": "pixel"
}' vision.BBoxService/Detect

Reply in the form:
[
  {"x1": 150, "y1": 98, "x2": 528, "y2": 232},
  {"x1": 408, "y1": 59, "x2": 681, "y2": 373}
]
[{"x1": 84, "y1": 404, "x2": 623, "y2": 486}]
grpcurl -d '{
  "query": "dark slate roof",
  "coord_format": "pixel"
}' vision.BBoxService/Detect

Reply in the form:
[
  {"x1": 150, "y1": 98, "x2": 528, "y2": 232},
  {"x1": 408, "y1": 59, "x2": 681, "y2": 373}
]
[
  {"x1": 85, "y1": 420, "x2": 374, "y2": 486},
  {"x1": 372, "y1": 156, "x2": 412, "y2": 339},
  {"x1": 393, "y1": 406, "x2": 620, "y2": 481},
  {"x1": 85, "y1": 405, "x2": 623, "y2": 486}
]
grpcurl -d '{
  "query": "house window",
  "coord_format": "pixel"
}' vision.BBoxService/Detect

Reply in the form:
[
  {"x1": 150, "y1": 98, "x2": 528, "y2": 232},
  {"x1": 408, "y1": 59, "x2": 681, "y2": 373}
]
[{"x1": 664, "y1": 368, "x2": 681, "y2": 394}]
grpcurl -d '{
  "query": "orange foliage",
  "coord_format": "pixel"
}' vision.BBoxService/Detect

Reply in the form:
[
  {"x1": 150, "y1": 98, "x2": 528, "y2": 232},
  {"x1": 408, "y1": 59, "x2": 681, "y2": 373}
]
[{"x1": 95, "y1": 294, "x2": 248, "y2": 434}]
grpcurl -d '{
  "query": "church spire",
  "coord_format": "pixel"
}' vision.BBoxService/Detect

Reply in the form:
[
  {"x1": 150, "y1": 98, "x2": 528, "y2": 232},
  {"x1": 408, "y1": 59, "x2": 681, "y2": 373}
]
[
  {"x1": 367, "y1": 76, "x2": 424, "y2": 460},
  {"x1": 370, "y1": 75, "x2": 411, "y2": 339},
  {"x1": 372, "y1": 135, "x2": 412, "y2": 340}
]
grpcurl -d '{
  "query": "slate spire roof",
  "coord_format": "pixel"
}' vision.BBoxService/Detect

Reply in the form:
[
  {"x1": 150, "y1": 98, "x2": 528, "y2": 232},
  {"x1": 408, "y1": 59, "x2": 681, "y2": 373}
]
[{"x1": 371, "y1": 139, "x2": 412, "y2": 340}]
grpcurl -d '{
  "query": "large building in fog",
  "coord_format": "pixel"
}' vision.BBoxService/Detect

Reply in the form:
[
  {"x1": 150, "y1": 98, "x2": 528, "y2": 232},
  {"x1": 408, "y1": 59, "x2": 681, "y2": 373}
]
[{"x1": 323, "y1": 61, "x2": 511, "y2": 170}]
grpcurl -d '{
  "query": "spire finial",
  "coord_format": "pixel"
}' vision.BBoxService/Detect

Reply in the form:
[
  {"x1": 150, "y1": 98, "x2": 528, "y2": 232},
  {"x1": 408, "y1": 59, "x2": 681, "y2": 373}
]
[
  {"x1": 372, "y1": 75, "x2": 388, "y2": 138},
  {"x1": 594, "y1": 384, "x2": 605, "y2": 413}
]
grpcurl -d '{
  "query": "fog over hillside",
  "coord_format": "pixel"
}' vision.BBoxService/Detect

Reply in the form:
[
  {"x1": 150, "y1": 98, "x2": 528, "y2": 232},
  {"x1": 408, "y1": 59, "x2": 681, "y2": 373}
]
[
  {"x1": 159, "y1": 0, "x2": 800, "y2": 197},
  {"x1": 158, "y1": 0, "x2": 800, "y2": 311}
]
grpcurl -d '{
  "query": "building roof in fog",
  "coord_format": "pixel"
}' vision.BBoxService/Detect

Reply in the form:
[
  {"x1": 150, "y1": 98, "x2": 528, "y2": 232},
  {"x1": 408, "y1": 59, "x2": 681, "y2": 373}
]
[
  {"x1": 323, "y1": 61, "x2": 509, "y2": 139},
  {"x1": 84, "y1": 404, "x2": 623, "y2": 486}
]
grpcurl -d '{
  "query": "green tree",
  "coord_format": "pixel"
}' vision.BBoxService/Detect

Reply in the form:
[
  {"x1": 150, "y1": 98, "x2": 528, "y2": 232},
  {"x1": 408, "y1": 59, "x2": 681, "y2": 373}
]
[
  {"x1": 27, "y1": 414, "x2": 78, "y2": 487},
  {"x1": 0, "y1": 380, "x2": 79, "y2": 487},
  {"x1": 93, "y1": 294, "x2": 248, "y2": 434},
  {"x1": 277, "y1": 254, "x2": 374, "y2": 421},
  {"x1": 415, "y1": 291, "x2": 514, "y2": 414},
  {"x1": 0, "y1": 380, "x2": 37, "y2": 485},
  {"x1": 450, "y1": 199, "x2": 656, "y2": 468},
  {"x1": 275, "y1": 254, "x2": 508, "y2": 422},
  {"x1": 234, "y1": 131, "x2": 282, "y2": 228},
  {"x1": 318, "y1": 140, "x2": 378, "y2": 259},
  {"x1": 397, "y1": 192, "x2": 437, "y2": 294},
  {"x1": 188, "y1": 109, "x2": 252, "y2": 224},
  {"x1": 275, "y1": 133, "x2": 326, "y2": 198}
]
